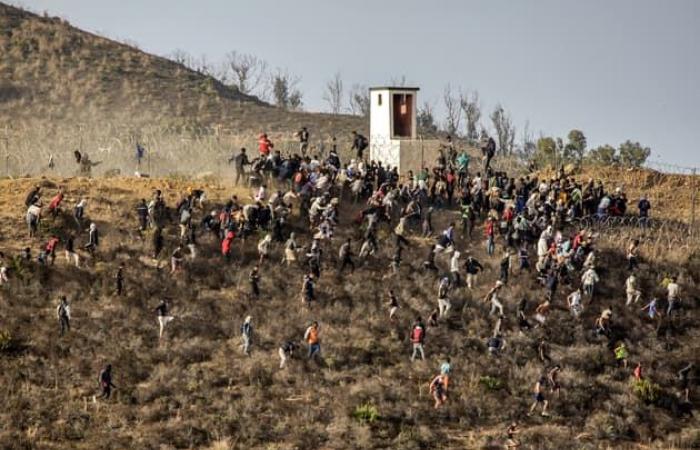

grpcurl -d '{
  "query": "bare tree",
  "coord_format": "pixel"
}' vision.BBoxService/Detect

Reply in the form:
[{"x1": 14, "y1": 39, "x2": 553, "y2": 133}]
[
  {"x1": 389, "y1": 75, "x2": 407, "y2": 86},
  {"x1": 520, "y1": 120, "x2": 536, "y2": 159},
  {"x1": 323, "y1": 72, "x2": 344, "y2": 114},
  {"x1": 170, "y1": 49, "x2": 195, "y2": 69},
  {"x1": 459, "y1": 90, "x2": 481, "y2": 144},
  {"x1": 490, "y1": 104, "x2": 516, "y2": 155},
  {"x1": 443, "y1": 84, "x2": 461, "y2": 136},
  {"x1": 417, "y1": 101, "x2": 438, "y2": 135},
  {"x1": 222, "y1": 51, "x2": 269, "y2": 96},
  {"x1": 270, "y1": 69, "x2": 303, "y2": 111},
  {"x1": 348, "y1": 84, "x2": 370, "y2": 117}
]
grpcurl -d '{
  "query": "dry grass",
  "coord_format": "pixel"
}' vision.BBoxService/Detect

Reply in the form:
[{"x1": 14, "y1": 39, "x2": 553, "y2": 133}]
[
  {"x1": 0, "y1": 3, "x2": 366, "y2": 177},
  {"x1": 0, "y1": 175, "x2": 697, "y2": 449}
]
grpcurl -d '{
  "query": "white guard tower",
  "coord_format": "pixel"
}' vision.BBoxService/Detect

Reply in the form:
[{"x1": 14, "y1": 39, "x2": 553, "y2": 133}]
[{"x1": 369, "y1": 86, "x2": 420, "y2": 172}]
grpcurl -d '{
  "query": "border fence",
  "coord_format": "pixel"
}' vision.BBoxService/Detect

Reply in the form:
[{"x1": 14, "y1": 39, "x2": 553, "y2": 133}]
[{"x1": 1, "y1": 123, "x2": 698, "y2": 238}]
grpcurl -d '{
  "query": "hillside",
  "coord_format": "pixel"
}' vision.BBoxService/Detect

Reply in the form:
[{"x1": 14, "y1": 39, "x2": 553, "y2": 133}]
[
  {"x1": 0, "y1": 174, "x2": 698, "y2": 449},
  {"x1": 0, "y1": 2, "x2": 366, "y2": 175}
]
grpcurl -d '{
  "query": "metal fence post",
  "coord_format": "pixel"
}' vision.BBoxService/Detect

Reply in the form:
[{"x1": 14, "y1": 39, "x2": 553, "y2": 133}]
[{"x1": 691, "y1": 168, "x2": 697, "y2": 237}]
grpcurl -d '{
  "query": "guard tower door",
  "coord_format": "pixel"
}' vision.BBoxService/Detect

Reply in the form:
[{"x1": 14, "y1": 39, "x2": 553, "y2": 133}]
[{"x1": 392, "y1": 93, "x2": 413, "y2": 138}]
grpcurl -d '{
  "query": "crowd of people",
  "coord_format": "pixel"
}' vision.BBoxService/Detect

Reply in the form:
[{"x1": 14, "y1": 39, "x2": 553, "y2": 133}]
[{"x1": 3, "y1": 129, "x2": 696, "y2": 447}]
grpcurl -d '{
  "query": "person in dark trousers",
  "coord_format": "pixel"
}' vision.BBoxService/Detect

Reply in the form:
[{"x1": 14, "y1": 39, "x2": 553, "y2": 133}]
[
  {"x1": 116, "y1": 262, "x2": 125, "y2": 296},
  {"x1": 45, "y1": 235, "x2": 59, "y2": 265},
  {"x1": 337, "y1": 238, "x2": 355, "y2": 274},
  {"x1": 152, "y1": 227, "x2": 164, "y2": 259},
  {"x1": 499, "y1": 251, "x2": 511, "y2": 284},
  {"x1": 464, "y1": 255, "x2": 484, "y2": 289},
  {"x1": 678, "y1": 363, "x2": 694, "y2": 402},
  {"x1": 85, "y1": 223, "x2": 99, "y2": 257},
  {"x1": 351, "y1": 131, "x2": 368, "y2": 160},
  {"x1": 74, "y1": 199, "x2": 86, "y2": 231},
  {"x1": 301, "y1": 273, "x2": 315, "y2": 306},
  {"x1": 97, "y1": 364, "x2": 116, "y2": 400},
  {"x1": 249, "y1": 266, "x2": 260, "y2": 298},
  {"x1": 136, "y1": 199, "x2": 148, "y2": 231},
  {"x1": 57, "y1": 296, "x2": 70, "y2": 336},
  {"x1": 483, "y1": 136, "x2": 496, "y2": 172},
  {"x1": 229, "y1": 148, "x2": 251, "y2": 185}
]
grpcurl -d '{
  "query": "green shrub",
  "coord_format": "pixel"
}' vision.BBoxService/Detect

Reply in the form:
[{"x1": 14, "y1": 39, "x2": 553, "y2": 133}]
[
  {"x1": 352, "y1": 402, "x2": 379, "y2": 424},
  {"x1": 479, "y1": 375, "x2": 504, "y2": 391},
  {"x1": 632, "y1": 378, "x2": 661, "y2": 403},
  {"x1": 0, "y1": 329, "x2": 14, "y2": 352}
]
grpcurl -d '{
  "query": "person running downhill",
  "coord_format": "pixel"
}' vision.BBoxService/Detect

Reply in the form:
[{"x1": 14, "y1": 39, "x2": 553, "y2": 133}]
[
  {"x1": 97, "y1": 364, "x2": 116, "y2": 400},
  {"x1": 304, "y1": 321, "x2": 321, "y2": 361},
  {"x1": 410, "y1": 317, "x2": 426, "y2": 361},
  {"x1": 429, "y1": 373, "x2": 448, "y2": 409},
  {"x1": 528, "y1": 376, "x2": 549, "y2": 416},
  {"x1": 387, "y1": 289, "x2": 399, "y2": 322},
  {"x1": 279, "y1": 340, "x2": 297, "y2": 369},
  {"x1": 155, "y1": 299, "x2": 174, "y2": 340},
  {"x1": 241, "y1": 316, "x2": 253, "y2": 356},
  {"x1": 57, "y1": 296, "x2": 71, "y2": 337}
]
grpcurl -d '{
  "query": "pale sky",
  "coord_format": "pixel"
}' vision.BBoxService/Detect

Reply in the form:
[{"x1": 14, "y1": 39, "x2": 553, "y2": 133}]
[{"x1": 10, "y1": 0, "x2": 700, "y2": 168}]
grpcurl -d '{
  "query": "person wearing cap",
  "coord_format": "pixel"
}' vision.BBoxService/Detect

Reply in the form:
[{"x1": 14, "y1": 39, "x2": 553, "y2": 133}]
[
  {"x1": 241, "y1": 316, "x2": 253, "y2": 356},
  {"x1": 484, "y1": 281, "x2": 505, "y2": 316}
]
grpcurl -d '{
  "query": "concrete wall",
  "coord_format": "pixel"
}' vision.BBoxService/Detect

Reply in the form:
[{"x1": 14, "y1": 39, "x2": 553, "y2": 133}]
[
  {"x1": 398, "y1": 139, "x2": 442, "y2": 174},
  {"x1": 370, "y1": 88, "x2": 418, "y2": 169}
]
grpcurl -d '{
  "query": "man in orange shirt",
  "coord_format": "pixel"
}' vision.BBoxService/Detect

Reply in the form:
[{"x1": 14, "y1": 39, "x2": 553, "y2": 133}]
[{"x1": 304, "y1": 321, "x2": 321, "y2": 360}]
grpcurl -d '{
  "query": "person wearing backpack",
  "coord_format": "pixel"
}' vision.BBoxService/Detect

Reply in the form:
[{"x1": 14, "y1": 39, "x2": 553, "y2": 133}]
[
  {"x1": 351, "y1": 131, "x2": 368, "y2": 160},
  {"x1": 410, "y1": 317, "x2": 426, "y2": 361}
]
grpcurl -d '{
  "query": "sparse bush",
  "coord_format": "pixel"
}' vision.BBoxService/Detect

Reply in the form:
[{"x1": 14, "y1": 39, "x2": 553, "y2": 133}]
[
  {"x1": 631, "y1": 379, "x2": 661, "y2": 404},
  {"x1": 479, "y1": 375, "x2": 504, "y2": 391},
  {"x1": 0, "y1": 329, "x2": 13, "y2": 352},
  {"x1": 352, "y1": 402, "x2": 379, "y2": 424}
]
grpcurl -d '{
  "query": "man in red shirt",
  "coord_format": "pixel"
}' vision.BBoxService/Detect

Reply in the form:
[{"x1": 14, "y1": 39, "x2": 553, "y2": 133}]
[
  {"x1": 45, "y1": 235, "x2": 60, "y2": 265},
  {"x1": 48, "y1": 188, "x2": 64, "y2": 218},
  {"x1": 258, "y1": 134, "x2": 273, "y2": 157}
]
